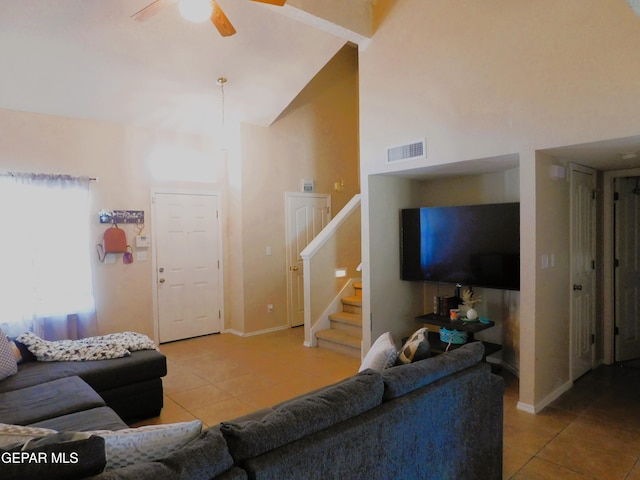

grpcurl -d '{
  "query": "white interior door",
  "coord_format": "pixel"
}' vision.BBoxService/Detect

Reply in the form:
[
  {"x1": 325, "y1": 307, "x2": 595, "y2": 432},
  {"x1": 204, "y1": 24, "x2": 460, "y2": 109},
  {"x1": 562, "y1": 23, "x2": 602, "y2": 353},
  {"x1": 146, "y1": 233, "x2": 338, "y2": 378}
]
[
  {"x1": 285, "y1": 193, "x2": 331, "y2": 327},
  {"x1": 614, "y1": 176, "x2": 640, "y2": 362},
  {"x1": 154, "y1": 192, "x2": 222, "y2": 343},
  {"x1": 570, "y1": 164, "x2": 596, "y2": 380}
]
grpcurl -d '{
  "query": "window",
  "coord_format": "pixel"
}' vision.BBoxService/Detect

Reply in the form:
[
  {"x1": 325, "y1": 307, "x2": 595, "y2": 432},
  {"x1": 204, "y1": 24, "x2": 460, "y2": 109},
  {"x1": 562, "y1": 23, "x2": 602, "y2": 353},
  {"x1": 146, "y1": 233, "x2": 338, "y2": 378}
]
[{"x1": 0, "y1": 173, "x2": 96, "y2": 340}]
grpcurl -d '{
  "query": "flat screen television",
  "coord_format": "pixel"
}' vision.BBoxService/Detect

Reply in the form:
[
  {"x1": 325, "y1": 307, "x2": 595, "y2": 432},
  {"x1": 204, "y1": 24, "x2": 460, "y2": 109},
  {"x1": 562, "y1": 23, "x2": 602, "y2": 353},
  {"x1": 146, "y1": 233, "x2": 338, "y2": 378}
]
[{"x1": 400, "y1": 202, "x2": 520, "y2": 290}]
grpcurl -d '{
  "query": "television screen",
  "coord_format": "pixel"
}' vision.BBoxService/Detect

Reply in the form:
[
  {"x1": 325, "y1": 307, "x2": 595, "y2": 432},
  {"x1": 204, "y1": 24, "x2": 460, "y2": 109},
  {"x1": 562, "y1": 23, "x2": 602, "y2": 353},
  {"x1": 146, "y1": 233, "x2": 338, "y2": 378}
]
[{"x1": 400, "y1": 203, "x2": 520, "y2": 290}]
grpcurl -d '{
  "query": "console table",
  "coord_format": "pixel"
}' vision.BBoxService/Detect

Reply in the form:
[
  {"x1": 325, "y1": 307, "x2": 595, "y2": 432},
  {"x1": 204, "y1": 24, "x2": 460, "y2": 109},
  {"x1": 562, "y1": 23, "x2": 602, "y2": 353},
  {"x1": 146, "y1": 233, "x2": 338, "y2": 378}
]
[{"x1": 415, "y1": 313, "x2": 502, "y2": 358}]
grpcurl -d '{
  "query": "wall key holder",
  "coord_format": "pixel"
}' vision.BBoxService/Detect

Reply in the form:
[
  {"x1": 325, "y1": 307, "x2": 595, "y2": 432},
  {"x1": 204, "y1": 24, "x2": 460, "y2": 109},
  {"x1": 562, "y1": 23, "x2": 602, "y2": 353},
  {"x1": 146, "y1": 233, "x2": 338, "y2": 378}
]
[{"x1": 98, "y1": 209, "x2": 144, "y2": 225}]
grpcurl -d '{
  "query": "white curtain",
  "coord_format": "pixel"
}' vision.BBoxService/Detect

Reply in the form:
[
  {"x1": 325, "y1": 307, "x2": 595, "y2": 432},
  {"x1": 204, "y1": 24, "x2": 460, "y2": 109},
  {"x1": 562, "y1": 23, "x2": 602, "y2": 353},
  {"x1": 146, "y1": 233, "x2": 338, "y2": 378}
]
[{"x1": 0, "y1": 173, "x2": 97, "y2": 340}]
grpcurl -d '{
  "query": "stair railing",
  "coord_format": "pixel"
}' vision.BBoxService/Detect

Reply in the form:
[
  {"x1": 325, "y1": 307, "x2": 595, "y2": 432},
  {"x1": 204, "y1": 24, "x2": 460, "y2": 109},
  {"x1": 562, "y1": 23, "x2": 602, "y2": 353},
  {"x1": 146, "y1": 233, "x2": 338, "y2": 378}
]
[{"x1": 300, "y1": 194, "x2": 361, "y2": 347}]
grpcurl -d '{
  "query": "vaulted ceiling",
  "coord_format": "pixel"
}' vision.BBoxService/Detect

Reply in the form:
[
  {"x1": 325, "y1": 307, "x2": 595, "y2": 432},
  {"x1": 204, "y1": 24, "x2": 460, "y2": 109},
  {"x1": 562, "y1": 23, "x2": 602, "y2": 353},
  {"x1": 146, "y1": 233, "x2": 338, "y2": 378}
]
[{"x1": 0, "y1": 0, "x2": 373, "y2": 133}]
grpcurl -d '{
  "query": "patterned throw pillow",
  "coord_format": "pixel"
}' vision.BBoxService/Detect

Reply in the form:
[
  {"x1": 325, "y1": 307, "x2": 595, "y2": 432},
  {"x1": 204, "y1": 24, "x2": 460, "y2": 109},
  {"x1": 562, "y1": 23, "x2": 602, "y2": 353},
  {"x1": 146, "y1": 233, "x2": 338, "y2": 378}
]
[
  {"x1": 90, "y1": 420, "x2": 203, "y2": 470},
  {"x1": 0, "y1": 329, "x2": 18, "y2": 381},
  {"x1": 0, "y1": 423, "x2": 57, "y2": 448},
  {"x1": 397, "y1": 327, "x2": 430, "y2": 364},
  {"x1": 359, "y1": 332, "x2": 398, "y2": 372}
]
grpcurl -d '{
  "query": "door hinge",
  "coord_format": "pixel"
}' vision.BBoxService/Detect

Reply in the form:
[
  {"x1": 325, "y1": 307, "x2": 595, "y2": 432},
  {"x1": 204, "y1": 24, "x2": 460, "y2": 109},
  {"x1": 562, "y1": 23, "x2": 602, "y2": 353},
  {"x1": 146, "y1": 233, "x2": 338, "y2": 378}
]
[
  {"x1": 218, "y1": 310, "x2": 221, "y2": 319},
  {"x1": 614, "y1": 191, "x2": 619, "y2": 201},
  {"x1": 614, "y1": 326, "x2": 619, "y2": 335},
  {"x1": 591, "y1": 334, "x2": 595, "y2": 345},
  {"x1": 217, "y1": 260, "x2": 220, "y2": 269},
  {"x1": 216, "y1": 210, "x2": 219, "y2": 219},
  {"x1": 614, "y1": 258, "x2": 620, "y2": 268},
  {"x1": 592, "y1": 190, "x2": 596, "y2": 200},
  {"x1": 591, "y1": 260, "x2": 595, "y2": 270}
]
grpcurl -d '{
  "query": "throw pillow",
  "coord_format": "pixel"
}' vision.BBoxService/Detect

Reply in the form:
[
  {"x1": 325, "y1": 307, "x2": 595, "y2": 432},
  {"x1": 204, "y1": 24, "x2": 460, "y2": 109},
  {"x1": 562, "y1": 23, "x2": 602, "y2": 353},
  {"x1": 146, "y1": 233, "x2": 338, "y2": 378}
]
[
  {"x1": 0, "y1": 329, "x2": 18, "y2": 381},
  {"x1": 358, "y1": 332, "x2": 398, "y2": 372},
  {"x1": 0, "y1": 423, "x2": 57, "y2": 448},
  {"x1": 396, "y1": 327, "x2": 430, "y2": 364},
  {"x1": 91, "y1": 420, "x2": 203, "y2": 470}
]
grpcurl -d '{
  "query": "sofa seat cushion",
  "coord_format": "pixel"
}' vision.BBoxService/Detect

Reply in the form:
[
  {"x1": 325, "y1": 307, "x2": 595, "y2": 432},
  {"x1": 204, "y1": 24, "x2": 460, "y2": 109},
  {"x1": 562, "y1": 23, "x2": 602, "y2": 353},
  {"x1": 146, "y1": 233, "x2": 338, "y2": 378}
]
[
  {"x1": 0, "y1": 350, "x2": 167, "y2": 394},
  {"x1": 220, "y1": 369, "x2": 384, "y2": 462},
  {"x1": 0, "y1": 376, "x2": 105, "y2": 425},
  {"x1": 381, "y1": 341, "x2": 485, "y2": 400},
  {"x1": 29, "y1": 406, "x2": 128, "y2": 432}
]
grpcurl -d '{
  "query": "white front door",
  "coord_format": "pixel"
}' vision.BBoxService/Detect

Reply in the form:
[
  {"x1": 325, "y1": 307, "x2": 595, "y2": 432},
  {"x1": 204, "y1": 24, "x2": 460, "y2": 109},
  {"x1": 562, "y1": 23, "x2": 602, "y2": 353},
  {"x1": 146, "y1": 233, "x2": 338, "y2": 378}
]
[
  {"x1": 153, "y1": 192, "x2": 222, "y2": 343},
  {"x1": 285, "y1": 193, "x2": 331, "y2": 327},
  {"x1": 570, "y1": 164, "x2": 596, "y2": 380},
  {"x1": 614, "y1": 176, "x2": 640, "y2": 362}
]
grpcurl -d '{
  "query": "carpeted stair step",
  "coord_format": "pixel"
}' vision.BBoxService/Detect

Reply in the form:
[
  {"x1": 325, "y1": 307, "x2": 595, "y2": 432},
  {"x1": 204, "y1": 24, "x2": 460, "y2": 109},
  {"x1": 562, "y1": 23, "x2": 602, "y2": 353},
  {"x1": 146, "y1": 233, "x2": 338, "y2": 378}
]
[
  {"x1": 328, "y1": 311, "x2": 362, "y2": 335},
  {"x1": 316, "y1": 329, "x2": 361, "y2": 358},
  {"x1": 353, "y1": 281, "x2": 362, "y2": 297},
  {"x1": 341, "y1": 295, "x2": 362, "y2": 314}
]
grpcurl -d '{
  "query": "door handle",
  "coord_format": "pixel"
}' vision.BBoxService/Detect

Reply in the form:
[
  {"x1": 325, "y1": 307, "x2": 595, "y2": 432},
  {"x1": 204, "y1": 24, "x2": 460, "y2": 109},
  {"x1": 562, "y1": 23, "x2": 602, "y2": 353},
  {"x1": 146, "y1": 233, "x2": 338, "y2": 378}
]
[
  {"x1": 573, "y1": 284, "x2": 582, "y2": 291},
  {"x1": 159, "y1": 278, "x2": 165, "y2": 283},
  {"x1": 290, "y1": 265, "x2": 299, "y2": 271}
]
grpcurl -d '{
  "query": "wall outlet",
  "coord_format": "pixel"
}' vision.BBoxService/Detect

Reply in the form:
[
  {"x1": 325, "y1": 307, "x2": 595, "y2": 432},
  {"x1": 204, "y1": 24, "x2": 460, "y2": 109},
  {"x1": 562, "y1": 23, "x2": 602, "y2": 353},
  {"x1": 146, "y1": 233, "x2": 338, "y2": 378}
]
[{"x1": 267, "y1": 304, "x2": 274, "y2": 313}]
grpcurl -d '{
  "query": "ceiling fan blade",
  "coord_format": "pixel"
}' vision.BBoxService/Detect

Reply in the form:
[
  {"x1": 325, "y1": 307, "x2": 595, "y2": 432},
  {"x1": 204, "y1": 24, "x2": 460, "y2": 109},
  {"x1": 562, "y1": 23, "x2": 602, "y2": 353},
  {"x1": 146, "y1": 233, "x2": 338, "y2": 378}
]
[
  {"x1": 211, "y1": 2, "x2": 237, "y2": 37},
  {"x1": 131, "y1": 0, "x2": 178, "y2": 21},
  {"x1": 251, "y1": 0, "x2": 286, "y2": 6}
]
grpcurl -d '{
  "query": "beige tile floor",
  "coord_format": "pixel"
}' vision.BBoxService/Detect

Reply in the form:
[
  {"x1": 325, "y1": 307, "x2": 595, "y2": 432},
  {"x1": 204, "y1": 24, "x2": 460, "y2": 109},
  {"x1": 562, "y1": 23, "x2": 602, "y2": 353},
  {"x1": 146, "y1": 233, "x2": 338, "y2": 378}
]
[{"x1": 134, "y1": 328, "x2": 640, "y2": 480}]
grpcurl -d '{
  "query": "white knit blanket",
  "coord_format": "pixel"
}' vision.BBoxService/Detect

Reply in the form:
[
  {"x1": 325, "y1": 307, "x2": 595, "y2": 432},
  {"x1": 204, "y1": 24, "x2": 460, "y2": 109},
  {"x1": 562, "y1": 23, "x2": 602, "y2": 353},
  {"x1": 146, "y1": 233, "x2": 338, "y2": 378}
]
[{"x1": 16, "y1": 331, "x2": 159, "y2": 362}]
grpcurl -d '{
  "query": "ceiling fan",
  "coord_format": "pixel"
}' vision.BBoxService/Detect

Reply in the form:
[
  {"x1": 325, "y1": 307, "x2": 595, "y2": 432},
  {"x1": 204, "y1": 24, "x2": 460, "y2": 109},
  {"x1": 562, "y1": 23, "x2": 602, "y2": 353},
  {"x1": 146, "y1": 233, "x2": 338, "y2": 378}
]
[{"x1": 132, "y1": 0, "x2": 286, "y2": 37}]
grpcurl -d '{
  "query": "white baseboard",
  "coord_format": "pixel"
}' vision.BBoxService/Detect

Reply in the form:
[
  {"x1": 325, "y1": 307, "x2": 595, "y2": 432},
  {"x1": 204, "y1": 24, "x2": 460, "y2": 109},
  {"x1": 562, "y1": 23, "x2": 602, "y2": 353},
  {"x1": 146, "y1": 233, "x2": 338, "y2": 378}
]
[
  {"x1": 516, "y1": 380, "x2": 573, "y2": 414},
  {"x1": 223, "y1": 325, "x2": 289, "y2": 337},
  {"x1": 516, "y1": 401, "x2": 536, "y2": 414},
  {"x1": 224, "y1": 329, "x2": 244, "y2": 337}
]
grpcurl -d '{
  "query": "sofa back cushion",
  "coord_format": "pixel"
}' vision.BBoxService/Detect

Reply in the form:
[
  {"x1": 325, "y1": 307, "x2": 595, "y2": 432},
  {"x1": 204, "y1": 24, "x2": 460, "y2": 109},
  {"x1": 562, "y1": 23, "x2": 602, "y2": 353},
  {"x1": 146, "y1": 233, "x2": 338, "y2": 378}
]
[
  {"x1": 220, "y1": 369, "x2": 384, "y2": 462},
  {"x1": 382, "y1": 341, "x2": 485, "y2": 400}
]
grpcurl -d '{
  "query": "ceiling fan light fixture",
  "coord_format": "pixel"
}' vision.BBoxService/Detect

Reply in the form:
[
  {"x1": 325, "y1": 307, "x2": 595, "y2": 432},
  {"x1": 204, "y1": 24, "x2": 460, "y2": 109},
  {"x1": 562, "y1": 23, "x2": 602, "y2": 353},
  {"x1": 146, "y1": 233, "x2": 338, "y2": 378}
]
[{"x1": 179, "y1": 0, "x2": 213, "y2": 23}]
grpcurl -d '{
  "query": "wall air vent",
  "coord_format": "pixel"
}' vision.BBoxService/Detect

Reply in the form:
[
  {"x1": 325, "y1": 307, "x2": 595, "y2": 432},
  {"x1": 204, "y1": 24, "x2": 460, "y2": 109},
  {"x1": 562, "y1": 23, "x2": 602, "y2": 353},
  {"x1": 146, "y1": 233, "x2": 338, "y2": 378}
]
[{"x1": 386, "y1": 139, "x2": 426, "y2": 164}]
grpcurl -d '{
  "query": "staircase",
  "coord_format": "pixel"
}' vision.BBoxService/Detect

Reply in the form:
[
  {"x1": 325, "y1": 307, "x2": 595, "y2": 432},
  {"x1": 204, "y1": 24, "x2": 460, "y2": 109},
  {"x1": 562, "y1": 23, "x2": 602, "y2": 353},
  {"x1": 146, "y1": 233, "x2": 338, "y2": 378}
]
[{"x1": 316, "y1": 282, "x2": 362, "y2": 358}]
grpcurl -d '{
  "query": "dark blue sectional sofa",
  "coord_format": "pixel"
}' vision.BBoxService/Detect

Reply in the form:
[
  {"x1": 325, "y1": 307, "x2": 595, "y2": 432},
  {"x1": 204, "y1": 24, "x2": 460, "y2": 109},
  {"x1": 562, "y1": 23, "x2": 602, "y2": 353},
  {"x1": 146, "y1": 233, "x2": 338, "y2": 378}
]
[
  {"x1": 0, "y1": 349, "x2": 167, "y2": 427},
  {"x1": 90, "y1": 341, "x2": 504, "y2": 480}
]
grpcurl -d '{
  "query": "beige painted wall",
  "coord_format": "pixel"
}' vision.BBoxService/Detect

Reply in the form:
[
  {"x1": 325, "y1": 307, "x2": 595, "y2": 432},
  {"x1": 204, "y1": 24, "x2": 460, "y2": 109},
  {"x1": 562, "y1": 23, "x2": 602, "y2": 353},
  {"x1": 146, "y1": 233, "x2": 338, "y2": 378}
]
[
  {"x1": 359, "y1": 0, "x2": 640, "y2": 408},
  {"x1": 239, "y1": 44, "x2": 360, "y2": 334},
  {"x1": 534, "y1": 152, "x2": 571, "y2": 400},
  {"x1": 366, "y1": 174, "x2": 423, "y2": 348},
  {"x1": 0, "y1": 42, "x2": 358, "y2": 342},
  {"x1": 0, "y1": 108, "x2": 223, "y2": 340},
  {"x1": 360, "y1": 0, "x2": 640, "y2": 172}
]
